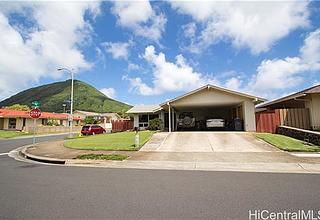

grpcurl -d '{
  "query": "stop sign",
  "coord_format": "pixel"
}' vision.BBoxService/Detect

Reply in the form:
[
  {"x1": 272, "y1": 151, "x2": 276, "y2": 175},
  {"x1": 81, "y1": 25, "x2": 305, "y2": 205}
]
[{"x1": 30, "y1": 108, "x2": 41, "y2": 119}]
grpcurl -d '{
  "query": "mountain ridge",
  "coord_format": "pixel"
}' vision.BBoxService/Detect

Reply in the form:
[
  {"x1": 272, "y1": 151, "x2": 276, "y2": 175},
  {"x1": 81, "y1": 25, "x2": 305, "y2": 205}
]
[{"x1": 0, "y1": 80, "x2": 131, "y2": 113}]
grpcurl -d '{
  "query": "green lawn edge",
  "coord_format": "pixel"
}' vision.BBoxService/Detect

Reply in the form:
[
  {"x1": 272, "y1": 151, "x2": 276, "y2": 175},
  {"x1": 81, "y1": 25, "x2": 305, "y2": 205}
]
[
  {"x1": 0, "y1": 130, "x2": 30, "y2": 139},
  {"x1": 76, "y1": 154, "x2": 128, "y2": 161},
  {"x1": 256, "y1": 133, "x2": 320, "y2": 152},
  {"x1": 64, "y1": 131, "x2": 156, "y2": 151}
]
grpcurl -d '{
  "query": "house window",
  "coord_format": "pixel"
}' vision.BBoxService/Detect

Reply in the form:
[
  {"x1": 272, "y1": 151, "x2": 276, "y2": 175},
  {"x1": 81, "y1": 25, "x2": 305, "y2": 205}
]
[
  {"x1": 138, "y1": 114, "x2": 159, "y2": 128},
  {"x1": 8, "y1": 118, "x2": 16, "y2": 129},
  {"x1": 42, "y1": 119, "x2": 48, "y2": 125}
]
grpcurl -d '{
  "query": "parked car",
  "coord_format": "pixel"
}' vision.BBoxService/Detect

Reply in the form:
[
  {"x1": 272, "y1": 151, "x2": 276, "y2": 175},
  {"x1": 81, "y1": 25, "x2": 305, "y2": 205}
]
[
  {"x1": 81, "y1": 125, "x2": 106, "y2": 135},
  {"x1": 206, "y1": 118, "x2": 225, "y2": 128},
  {"x1": 177, "y1": 112, "x2": 196, "y2": 129}
]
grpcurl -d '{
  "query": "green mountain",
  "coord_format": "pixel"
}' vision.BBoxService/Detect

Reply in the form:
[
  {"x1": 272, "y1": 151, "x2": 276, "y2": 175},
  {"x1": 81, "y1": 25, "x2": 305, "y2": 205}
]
[{"x1": 0, "y1": 80, "x2": 131, "y2": 113}]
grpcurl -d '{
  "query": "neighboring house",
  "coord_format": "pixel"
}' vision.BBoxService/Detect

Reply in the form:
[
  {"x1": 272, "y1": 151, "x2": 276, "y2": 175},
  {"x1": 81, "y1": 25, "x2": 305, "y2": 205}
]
[
  {"x1": 73, "y1": 110, "x2": 121, "y2": 130},
  {"x1": 256, "y1": 84, "x2": 320, "y2": 132},
  {"x1": 127, "y1": 84, "x2": 265, "y2": 132},
  {"x1": 0, "y1": 109, "x2": 81, "y2": 131}
]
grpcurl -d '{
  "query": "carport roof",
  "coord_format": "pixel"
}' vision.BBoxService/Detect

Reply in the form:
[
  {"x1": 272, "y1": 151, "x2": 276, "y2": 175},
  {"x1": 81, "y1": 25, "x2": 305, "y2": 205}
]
[{"x1": 160, "y1": 84, "x2": 266, "y2": 107}]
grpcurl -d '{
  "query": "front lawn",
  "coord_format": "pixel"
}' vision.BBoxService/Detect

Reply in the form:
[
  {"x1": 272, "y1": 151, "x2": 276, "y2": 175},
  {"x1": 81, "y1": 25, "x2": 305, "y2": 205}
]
[
  {"x1": 76, "y1": 154, "x2": 128, "y2": 161},
  {"x1": 256, "y1": 133, "x2": 320, "y2": 152},
  {"x1": 64, "y1": 130, "x2": 156, "y2": 151},
  {"x1": 0, "y1": 130, "x2": 29, "y2": 138}
]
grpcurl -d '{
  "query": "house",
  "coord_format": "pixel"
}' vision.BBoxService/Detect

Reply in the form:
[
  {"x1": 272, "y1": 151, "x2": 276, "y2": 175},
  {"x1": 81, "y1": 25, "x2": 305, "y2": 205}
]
[
  {"x1": 0, "y1": 109, "x2": 81, "y2": 131},
  {"x1": 256, "y1": 84, "x2": 320, "y2": 131},
  {"x1": 73, "y1": 110, "x2": 121, "y2": 130},
  {"x1": 127, "y1": 84, "x2": 266, "y2": 132}
]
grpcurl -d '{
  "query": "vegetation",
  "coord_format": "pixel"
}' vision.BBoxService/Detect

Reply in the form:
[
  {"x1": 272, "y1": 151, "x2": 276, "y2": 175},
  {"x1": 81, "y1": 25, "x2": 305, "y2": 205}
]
[
  {"x1": 147, "y1": 118, "x2": 163, "y2": 130},
  {"x1": 256, "y1": 133, "x2": 320, "y2": 152},
  {"x1": 5, "y1": 104, "x2": 30, "y2": 111},
  {"x1": 76, "y1": 154, "x2": 128, "y2": 161},
  {"x1": 46, "y1": 119, "x2": 60, "y2": 126},
  {"x1": 64, "y1": 131, "x2": 155, "y2": 151},
  {"x1": 84, "y1": 116, "x2": 99, "y2": 124},
  {"x1": 0, "y1": 130, "x2": 29, "y2": 138},
  {"x1": 0, "y1": 80, "x2": 131, "y2": 113}
]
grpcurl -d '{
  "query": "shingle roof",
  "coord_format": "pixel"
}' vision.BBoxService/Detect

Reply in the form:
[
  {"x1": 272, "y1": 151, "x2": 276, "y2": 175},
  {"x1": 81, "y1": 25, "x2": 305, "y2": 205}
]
[
  {"x1": 0, "y1": 109, "x2": 81, "y2": 120},
  {"x1": 257, "y1": 84, "x2": 320, "y2": 108}
]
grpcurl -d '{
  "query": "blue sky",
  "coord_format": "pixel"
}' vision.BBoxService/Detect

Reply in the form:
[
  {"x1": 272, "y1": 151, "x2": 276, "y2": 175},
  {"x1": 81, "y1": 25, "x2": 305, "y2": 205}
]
[{"x1": 0, "y1": 1, "x2": 320, "y2": 106}]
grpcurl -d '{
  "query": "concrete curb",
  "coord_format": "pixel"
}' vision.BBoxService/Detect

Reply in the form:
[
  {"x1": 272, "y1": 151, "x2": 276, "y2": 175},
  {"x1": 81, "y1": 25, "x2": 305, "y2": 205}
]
[
  {"x1": 16, "y1": 144, "x2": 320, "y2": 174},
  {"x1": 20, "y1": 145, "x2": 66, "y2": 165}
]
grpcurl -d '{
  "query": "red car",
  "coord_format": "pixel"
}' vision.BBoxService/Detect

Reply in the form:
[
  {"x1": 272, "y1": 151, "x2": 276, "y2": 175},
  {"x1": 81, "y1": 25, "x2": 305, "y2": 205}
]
[{"x1": 81, "y1": 125, "x2": 106, "y2": 135}]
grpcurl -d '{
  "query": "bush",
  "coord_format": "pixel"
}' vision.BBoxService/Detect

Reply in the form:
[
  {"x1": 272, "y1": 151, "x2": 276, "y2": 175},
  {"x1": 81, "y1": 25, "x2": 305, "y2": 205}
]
[{"x1": 147, "y1": 118, "x2": 163, "y2": 130}]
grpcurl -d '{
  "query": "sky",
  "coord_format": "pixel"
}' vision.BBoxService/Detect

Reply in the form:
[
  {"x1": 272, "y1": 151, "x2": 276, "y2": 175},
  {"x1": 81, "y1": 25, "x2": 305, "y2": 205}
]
[{"x1": 0, "y1": 1, "x2": 320, "y2": 106}]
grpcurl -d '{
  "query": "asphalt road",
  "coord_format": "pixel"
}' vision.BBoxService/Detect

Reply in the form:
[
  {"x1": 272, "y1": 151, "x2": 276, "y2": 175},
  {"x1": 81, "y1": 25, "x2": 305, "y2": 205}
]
[{"x1": 0, "y1": 135, "x2": 320, "y2": 219}]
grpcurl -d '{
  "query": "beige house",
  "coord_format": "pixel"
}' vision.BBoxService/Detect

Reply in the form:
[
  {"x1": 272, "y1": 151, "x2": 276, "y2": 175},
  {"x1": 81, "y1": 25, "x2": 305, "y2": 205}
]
[
  {"x1": 73, "y1": 110, "x2": 120, "y2": 130},
  {"x1": 257, "y1": 84, "x2": 320, "y2": 130},
  {"x1": 127, "y1": 84, "x2": 265, "y2": 132},
  {"x1": 0, "y1": 109, "x2": 81, "y2": 132}
]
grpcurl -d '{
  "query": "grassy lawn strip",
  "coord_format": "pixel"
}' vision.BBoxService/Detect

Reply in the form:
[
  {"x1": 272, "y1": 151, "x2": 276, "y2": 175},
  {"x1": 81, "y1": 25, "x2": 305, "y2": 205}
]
[
  {"x1": 64, "y1": 130, "x2": 156, "y2": 151},
  {"x1": 0, "y1": 130, "x2": 29, "y2": 138},
  {"x1": 76, "y1": 154, "x2": 128, "y2": 161},
  {"x1": 256, "y1": 133, "x2": 320, "y2": 152}
]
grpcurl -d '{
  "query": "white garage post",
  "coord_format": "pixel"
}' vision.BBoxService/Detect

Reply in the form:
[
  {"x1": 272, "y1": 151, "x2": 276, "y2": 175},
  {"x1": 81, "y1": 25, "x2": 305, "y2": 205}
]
[{"x1": 168, "y1": 102, "x2": 171, "y2": 133}]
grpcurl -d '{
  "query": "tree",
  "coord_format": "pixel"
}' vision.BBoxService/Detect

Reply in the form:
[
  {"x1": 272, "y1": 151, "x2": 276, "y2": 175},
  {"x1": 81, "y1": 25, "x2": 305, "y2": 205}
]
[
  {"x1": 83, "y1": 116, "x2": 99, "y2": 124},
  {"x1": 5, "y1": 104, "x2": 31, "y2": 111},
  {"x1": 147, "y1": 118, "x2": 163, "y2": 130}
]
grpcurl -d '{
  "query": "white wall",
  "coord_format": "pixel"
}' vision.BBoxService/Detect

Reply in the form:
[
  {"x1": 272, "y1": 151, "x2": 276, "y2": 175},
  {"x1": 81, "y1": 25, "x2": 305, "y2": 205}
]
[
  {"x1": 309, "y1": 94, "x2": 320, "y2": 130},
  {"x1": 243, "y1": 100, "x2": 256, "y2": 131}
]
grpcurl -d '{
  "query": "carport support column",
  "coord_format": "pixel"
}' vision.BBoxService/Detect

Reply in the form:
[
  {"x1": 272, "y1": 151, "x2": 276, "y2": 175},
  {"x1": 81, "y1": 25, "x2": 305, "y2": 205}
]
[{"x1": 168, "y1": 102, "x2": 171, "y2": 133}]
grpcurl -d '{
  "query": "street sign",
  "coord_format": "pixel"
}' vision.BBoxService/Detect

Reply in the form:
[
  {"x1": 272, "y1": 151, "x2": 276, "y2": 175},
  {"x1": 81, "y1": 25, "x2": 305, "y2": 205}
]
[
  {"x1": 30, "y1": 108, "x2": 41, "y2": 119},
  {"x1": 31, "y1": 101, "x2": 40, "y2": 108}
]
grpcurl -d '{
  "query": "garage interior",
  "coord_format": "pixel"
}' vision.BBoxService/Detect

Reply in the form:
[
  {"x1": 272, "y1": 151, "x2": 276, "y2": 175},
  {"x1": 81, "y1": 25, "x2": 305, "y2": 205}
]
[{"x1": 164, "y1": 103, "x2": 244, "y2": 131}]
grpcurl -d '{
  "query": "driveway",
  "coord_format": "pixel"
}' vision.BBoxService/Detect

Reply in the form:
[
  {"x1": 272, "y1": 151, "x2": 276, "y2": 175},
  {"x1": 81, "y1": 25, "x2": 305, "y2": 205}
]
[{"x1": 140, "y1": 132, "x2": 279, "y2": 152}]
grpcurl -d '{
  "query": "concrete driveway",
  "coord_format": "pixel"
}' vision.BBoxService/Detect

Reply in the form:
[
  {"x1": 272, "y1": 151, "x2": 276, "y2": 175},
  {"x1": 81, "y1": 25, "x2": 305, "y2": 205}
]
[{"x1": 140, "y1": 132, "x2": 279, "y2": 152}]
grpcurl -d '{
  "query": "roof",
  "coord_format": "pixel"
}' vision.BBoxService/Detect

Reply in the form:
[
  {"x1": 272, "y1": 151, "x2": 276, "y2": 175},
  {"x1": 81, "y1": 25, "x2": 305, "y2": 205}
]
[
  {"x1": 73, "y1": 110, "x2": 120, "y2": 118},
  {"x1": 0, "y1": 109, "x2": 81, "y2": 120},
  {"x1": 126, "y1": 105, "x2": 162, "y2": 114},
  {"x1": 160, "y1": 84, "x2": 266, "y2": 106},
  {"x1": 258, "y1": 84, "x2": 320, "y2": 108}
]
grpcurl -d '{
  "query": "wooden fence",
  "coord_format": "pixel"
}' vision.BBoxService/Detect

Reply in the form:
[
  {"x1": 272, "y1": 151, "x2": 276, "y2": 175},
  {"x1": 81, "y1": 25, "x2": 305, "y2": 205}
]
[
  {"x1": 112, "y1": 120, "x2": 133, "y2": 132},
  {"x1": 256, "y1": 108, "x2": 310, "y2": 133}
]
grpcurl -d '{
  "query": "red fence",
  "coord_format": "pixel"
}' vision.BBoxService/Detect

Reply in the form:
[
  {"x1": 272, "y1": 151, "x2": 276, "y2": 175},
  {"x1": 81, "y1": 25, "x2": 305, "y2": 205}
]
[
  {"x1": 255, "y1": 110, "x2": 280, "y2": 133},
  {"x1": 112, "y1": 120, "x2": 134, "y2": 132},
  {"x1": 256, "y1": 108, "x2": 310, "y2": 133}
]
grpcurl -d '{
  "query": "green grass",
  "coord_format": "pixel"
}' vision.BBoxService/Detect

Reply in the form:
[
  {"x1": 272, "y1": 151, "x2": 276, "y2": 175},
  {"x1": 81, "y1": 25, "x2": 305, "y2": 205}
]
[
  {"x1": 64, "y1": 131, "x2": 156, "y2": 151},
  {"x1": 76, "y1": 154, "x2": 128, "y2": 161},
  {"x1": 256, "y1": 133, "x2": 320, "y2": 152},
  {"x1": 0, "y1": 130, "x2": 29, "y2": 138}
]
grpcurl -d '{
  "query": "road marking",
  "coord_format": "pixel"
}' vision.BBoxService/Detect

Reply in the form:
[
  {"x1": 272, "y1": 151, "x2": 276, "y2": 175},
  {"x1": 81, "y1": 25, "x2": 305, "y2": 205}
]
[
  {"x1": 291, "y1": 153, "x2": 320, "y2": 158},
  {"x1": 0, "y1": 152, "x2": 9, "y2": 156}
]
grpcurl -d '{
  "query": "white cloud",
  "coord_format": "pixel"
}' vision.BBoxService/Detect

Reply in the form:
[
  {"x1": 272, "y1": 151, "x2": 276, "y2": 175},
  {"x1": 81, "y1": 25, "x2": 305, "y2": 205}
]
[
  {"x1": 225, "y1": 77, "x2": 242, "y2": 91},
  {"x1": 171, "y1": 1, "x2": 310, "y2": 54},
  {"x1": 125, "y1": 45, "x2": 219, "y2": 95},
  {"x1": 102, "y1": 41, "x2": 130, "y2": 60},
  {"x1": 248, "y1": 29, "x2": 320, "y2": 98},
  {"x1": 111, "y1": 1, "x2": 166, "y2": 41},
  {"x1": 127, "y1": 63, "x2": 140, "y2": 72},
  {"x1": 100, "y1": 87, "x2": 116, "y2": 99},
  {"x1": 0, "y1": 2, "x2": 100, "y2": 100}
]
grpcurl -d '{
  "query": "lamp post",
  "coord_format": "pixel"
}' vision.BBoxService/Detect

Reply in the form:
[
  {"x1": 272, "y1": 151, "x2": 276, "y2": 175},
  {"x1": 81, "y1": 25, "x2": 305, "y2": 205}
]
[{"x1": 57, "y1": 68, "x2": 74, "y2": 138}]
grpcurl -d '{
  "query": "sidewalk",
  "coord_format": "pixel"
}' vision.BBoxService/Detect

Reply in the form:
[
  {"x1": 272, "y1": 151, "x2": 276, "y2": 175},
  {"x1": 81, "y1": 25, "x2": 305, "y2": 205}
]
[{"x1": 21, "y1": 140, "x2": 320, "y2": 173}]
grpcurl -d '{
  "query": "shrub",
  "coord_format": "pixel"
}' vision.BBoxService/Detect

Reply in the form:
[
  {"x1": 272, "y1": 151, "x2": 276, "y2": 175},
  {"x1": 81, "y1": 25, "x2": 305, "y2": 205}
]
[{"x1": 147, "y1": 118, "x2": 163, "y2": 130}]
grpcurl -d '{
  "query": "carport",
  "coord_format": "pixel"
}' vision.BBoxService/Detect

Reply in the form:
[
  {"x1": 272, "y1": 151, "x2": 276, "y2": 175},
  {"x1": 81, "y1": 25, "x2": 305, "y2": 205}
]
[{"x1": 160, "y1": 85, "x2": 265, "y2": 132}]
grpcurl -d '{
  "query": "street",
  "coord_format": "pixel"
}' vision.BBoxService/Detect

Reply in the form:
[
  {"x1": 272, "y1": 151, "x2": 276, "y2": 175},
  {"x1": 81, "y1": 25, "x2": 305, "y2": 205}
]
[{"x1": 0, "y1": 136, "x2": 319, "y2": 219}]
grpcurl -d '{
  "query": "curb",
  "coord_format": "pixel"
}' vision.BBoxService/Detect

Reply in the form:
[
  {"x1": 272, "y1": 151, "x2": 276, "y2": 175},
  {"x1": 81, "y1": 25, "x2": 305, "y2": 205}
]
[{"x1": 20, "y1": 145, "x2": 66, "y2": 165}]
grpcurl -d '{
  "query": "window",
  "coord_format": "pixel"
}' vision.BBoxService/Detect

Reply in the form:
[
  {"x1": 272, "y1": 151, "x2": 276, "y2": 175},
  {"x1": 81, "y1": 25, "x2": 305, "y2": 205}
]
[
  {"x1": 138, "y1": 114, "x2": 159, "y2": 128},
  {"x1": 42, "y1": 119, "x2": 48, "y2": 125},
  {"x1": 8, "y1": 118, "x2": 16, "y2": 129}
]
